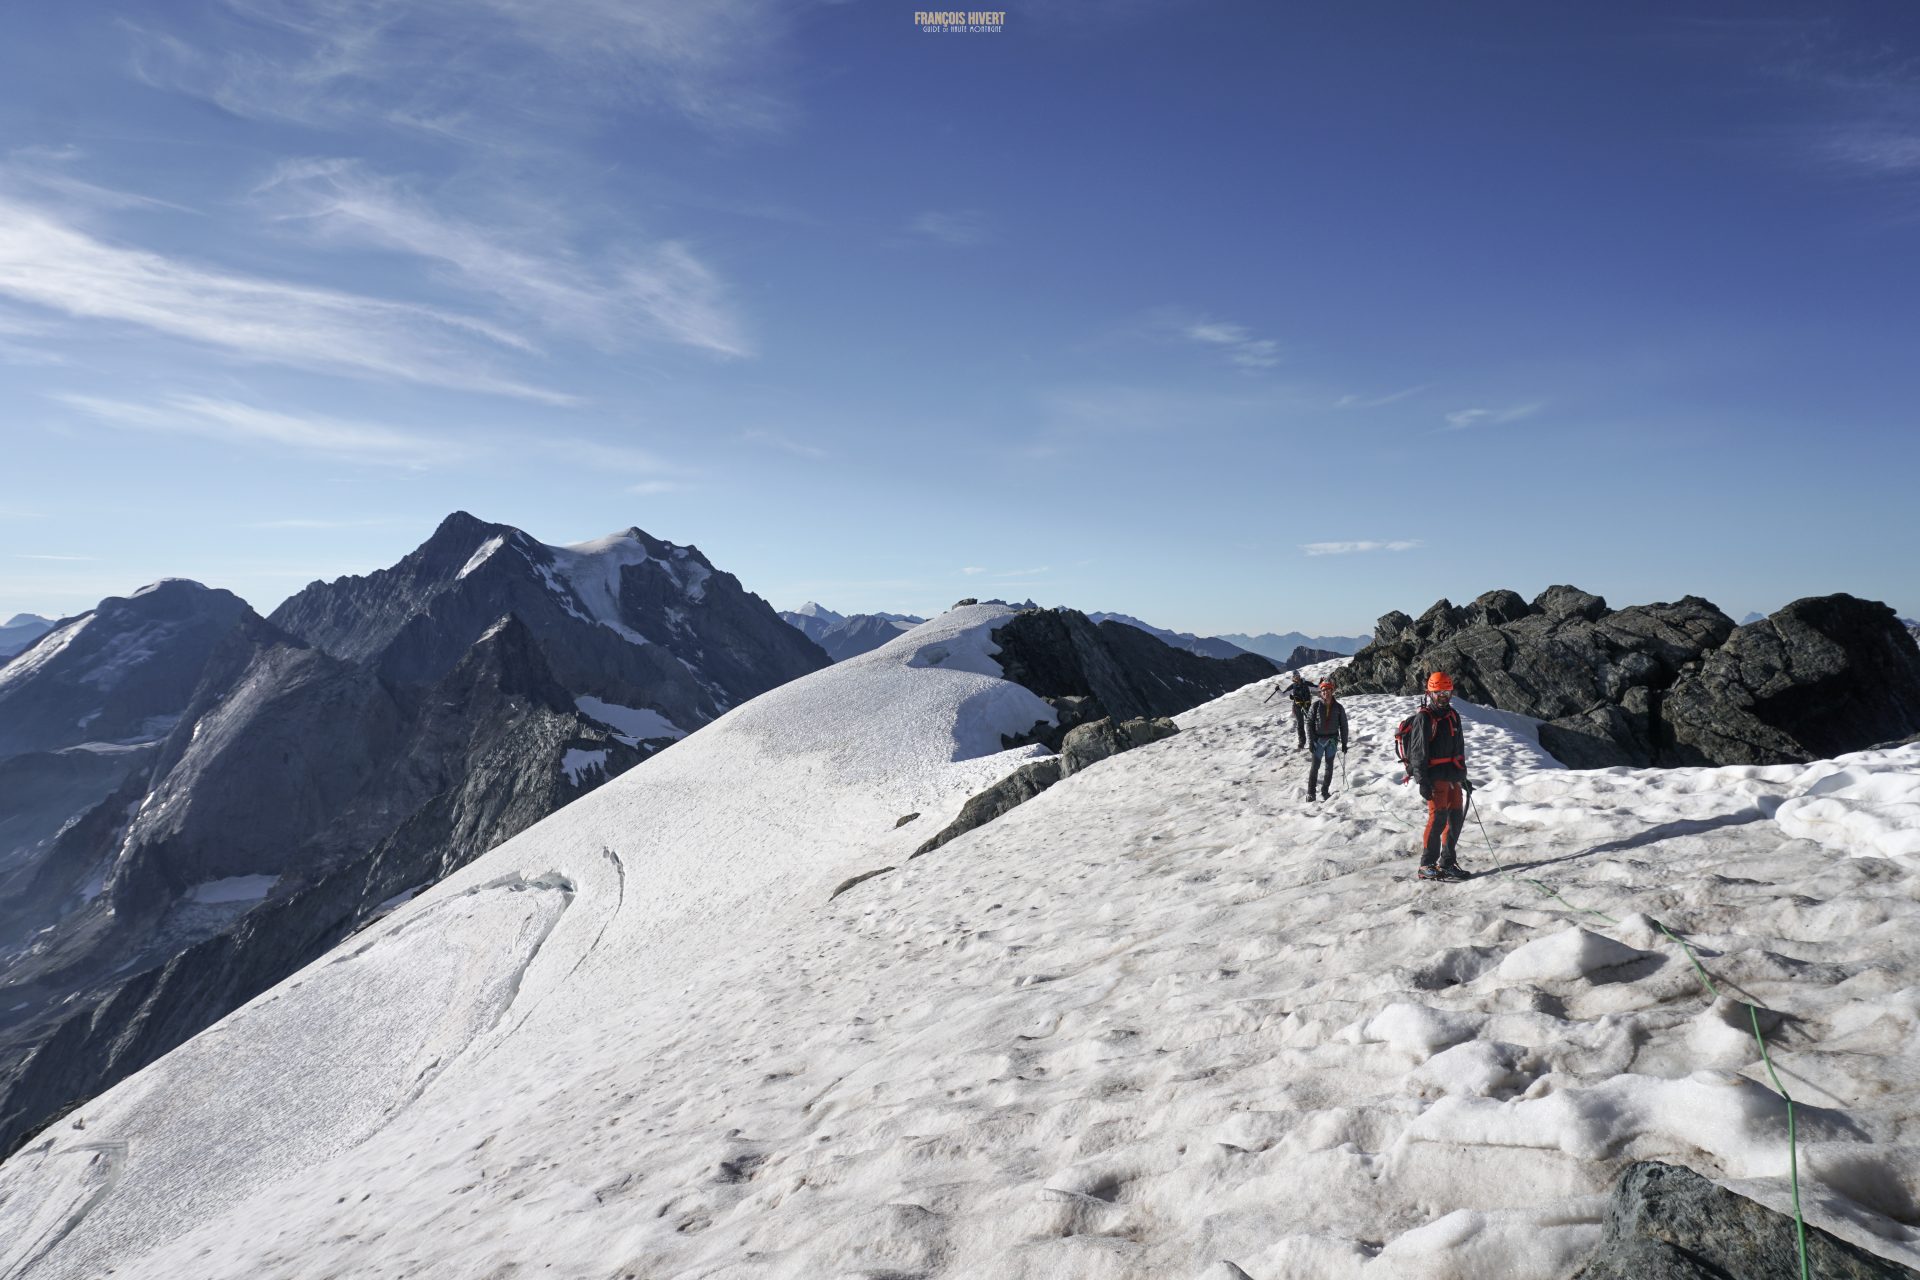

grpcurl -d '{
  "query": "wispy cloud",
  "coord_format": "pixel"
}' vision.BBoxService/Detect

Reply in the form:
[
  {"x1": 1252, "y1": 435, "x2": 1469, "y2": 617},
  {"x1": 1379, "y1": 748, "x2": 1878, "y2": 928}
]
[
  {"x1": 960, "y1": 566, "x2": 987, "y2": 576},
  {"x1": 14, "y1": 553, "x2": 96, "y2": 561},
  {"x1": 909, "y1": 210, "x2": 991, "y2": 247},
  {"x1": 1335, "y1": 384, "x2": 1430, "y2": 409},
  {"x1": 744, "y1": 428, "x2": 828, "y2": 459},
  {"x1": 52, "y1": 392, "x2": 459, "y2": 468},
  {"x1": 1443, "y1": 401, "x2": 1544, "y2": 430},
  {"x1": 128, "y1": 0, "x2": 792, "y2": 137},
  {"x1": 1, "y1": 149, "x2": 197, "y2": 215},
  {"x1": 1302, "y1": 540, "x2": 1421, "y2": 556},
  {"x1": 1178, "y1": 315, "x2": 1282, "y2": 369},
  {"x1": 0, "y1": 195, "x2": 575, "y2": 402},
  {"x1": 256, "y1": 160, "x2": 750, "y2": 357},
  {"x1": 628, "y1": 479, "x2": 683, "y2": 496}
]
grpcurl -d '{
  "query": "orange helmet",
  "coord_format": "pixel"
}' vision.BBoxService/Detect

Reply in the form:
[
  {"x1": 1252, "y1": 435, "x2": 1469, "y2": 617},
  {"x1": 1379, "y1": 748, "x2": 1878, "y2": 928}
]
[
  {"x1": 1426, "y1": 671, "x2": 1454, "y2": 693},
  {"x1": 1319, "y1": 680, "x2": 1335, "y2": 691}
]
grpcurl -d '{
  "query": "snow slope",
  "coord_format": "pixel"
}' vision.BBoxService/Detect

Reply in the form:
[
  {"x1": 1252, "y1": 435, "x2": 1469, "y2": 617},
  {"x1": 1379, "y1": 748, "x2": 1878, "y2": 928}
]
[{"x1": 4, "y1": 608, "x2": 1920, "y2": 1279}]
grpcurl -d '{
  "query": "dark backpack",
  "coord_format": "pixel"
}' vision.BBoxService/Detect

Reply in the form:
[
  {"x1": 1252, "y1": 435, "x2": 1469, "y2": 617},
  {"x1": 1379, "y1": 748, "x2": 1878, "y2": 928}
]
[{"x1": 1394, "y1": 701, "x2": 1434, "y2": 766}]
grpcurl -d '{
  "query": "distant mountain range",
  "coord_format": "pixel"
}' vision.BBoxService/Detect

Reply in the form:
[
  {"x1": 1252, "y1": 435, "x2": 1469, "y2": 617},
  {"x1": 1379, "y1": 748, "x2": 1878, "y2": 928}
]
[
  {"x1": 1217, "y1": 630, "x2": 1370, "y2": 661},
  {"x1": 0, "y1": 613, "x2": 52, "y2": 659},
  {"x1": 0, "y1": 512, "x2": 827, "y2": 1158},
  {"x1": 1085, "y1": 612, "x2": 1253, "y2": 660},
  {"x1": 778, "y1": 602, "x2": 925, "y2": 662}
]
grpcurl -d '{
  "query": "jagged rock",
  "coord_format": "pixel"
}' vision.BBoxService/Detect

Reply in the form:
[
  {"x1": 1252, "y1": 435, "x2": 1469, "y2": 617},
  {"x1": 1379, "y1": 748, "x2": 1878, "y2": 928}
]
[
  {"x1": 1335, "y1": 587, "x2": 1920, "y2": 768},
  {"x1": 912, "y1": 758, "x2": 1064, "y2": 858},
  {"x1": 1374, "y1": 610, "x2": 1415, "y2": 644},
  {"x1": 1466, "y1": 588, "x2": 1530, "y2": 628},
  {"x1": 1534, "y1": 584, "x2": 1608, "y2": 622},
  {"x1": 1662, "y1": 594, "x2": 1920, "y2": 766},
  {"x1": 894, "y1": 812, "x2": 920, "y2": 828},
  {"x1": 1571, "y1": 1161, "x2": 1918, "y2": 1279},
  {"x1": 1060, "y1": 717, "x2": 1179, "y2": 777},
  {"x1": 1285, "y1": 645, "x2": 1341, "y2": 669},
  {"x1": 953, "y1": 597, "x2": 979, "y2": 608}
]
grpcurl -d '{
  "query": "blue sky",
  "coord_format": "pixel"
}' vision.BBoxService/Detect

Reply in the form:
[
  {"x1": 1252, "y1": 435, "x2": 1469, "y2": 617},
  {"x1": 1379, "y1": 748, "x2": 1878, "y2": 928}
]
[{"x1": 1, "y1": 1, "x2": 1915, "y2": 636}]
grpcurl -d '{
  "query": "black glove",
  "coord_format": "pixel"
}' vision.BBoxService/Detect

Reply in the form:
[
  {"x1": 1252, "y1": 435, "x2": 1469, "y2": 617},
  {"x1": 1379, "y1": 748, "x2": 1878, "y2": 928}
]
[
  {"x1": 1418, "y1": 778, "x2": 1433, "y2": 801},
  {"x1": 1463, "y1": 778, "x2": 1475, "y2": 795}
]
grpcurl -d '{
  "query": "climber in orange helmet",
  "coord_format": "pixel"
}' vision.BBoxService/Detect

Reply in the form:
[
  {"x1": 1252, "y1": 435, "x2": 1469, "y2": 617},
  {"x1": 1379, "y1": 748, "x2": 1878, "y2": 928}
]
[{"x1": 1407, "y1": 671, "x2": 1474, "y2": 882}]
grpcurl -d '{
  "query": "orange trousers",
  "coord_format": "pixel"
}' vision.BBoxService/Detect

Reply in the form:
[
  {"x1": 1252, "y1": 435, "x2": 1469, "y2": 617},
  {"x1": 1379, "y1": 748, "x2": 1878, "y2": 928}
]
[{"x1": 1422, "y1": 779, "x2": 1464, "y2": 865}]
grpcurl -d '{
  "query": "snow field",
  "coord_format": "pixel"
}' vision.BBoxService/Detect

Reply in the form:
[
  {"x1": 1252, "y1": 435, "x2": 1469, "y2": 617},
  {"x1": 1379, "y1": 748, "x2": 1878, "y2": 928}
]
[{"x1": 4, "y1": 615, "x2": 1920, "y2": 1279}]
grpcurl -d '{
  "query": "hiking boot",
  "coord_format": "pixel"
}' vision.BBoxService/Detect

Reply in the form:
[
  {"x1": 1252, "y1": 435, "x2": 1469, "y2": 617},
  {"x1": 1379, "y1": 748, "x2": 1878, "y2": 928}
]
[
  {"x1": 1415, "y1": 864, "x2": 1443, "y2": 882},
  {"x1": 1437, "y1": 863, "x2": 1473, "y2": 882}
]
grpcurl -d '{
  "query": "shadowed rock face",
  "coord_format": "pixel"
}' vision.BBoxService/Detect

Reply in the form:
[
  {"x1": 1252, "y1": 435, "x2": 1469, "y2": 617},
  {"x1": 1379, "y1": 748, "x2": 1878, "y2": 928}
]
[
  {"x1": 1338, "y1": 587, "x2": 1920, "y2": 768},
  {"x1": 1572, "y1": 1162, "x2": 1918, "y2": 1279},
  {"x1": 990, "y1": 608, "x2": 1277, "y2": 750}
]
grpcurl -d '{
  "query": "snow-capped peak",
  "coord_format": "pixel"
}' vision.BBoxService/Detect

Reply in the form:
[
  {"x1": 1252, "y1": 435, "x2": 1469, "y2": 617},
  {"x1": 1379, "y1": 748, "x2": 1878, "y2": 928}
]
[{"x1": 788, "y1": 601, "x2": 844, "y2": 623}]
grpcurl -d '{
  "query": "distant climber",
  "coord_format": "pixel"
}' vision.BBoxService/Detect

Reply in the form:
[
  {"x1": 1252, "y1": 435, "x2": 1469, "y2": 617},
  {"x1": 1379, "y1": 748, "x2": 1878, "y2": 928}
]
[
  {"x1": 1306, "y1": 679, "x2": 1348, "y2": 802},
  {"x1": 1406, "y1": 671, "x2": 1473, "y2": 881},
  {"x1": 1287, "y1": 671, "x2": 1313, "y2": 748}
]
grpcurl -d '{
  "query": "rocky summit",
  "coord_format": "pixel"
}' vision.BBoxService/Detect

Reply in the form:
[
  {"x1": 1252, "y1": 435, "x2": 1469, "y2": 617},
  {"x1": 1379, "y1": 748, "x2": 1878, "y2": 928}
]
[{"x1": 1338, "y1": 586, "x2": 1920, "y2": 768}]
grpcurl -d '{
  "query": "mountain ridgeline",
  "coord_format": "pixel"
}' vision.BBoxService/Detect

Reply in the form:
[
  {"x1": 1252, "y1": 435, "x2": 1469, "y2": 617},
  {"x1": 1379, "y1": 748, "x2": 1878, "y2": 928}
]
[{"x1": 0, "y1": 513, "x2": 829, "y2": 1158}]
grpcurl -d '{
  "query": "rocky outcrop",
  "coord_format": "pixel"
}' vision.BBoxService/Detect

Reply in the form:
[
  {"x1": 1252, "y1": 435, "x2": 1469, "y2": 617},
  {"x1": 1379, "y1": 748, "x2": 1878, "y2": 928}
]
[
  {"x1": 1338, "y1": 587, "x2": 1920, "y2": 768},
  {"x1": 991, "y1": 608, "x2": 1276, "y2": 750},
  {"x1": 1285, "y1": 645, "x2": 1341, "y2": 669},
  {"x1": 1572, "y1": 1161, "x2": 1917, "y2": 1279},
  {"x1": 913, "y1": 758, "x2": 1064, "y2": 858},
  {"x1": 1059, "y1": 715, "x2": 1179, "y2": 776},
  {"x1": 913, "y1": 716, "x2": 1181, "y2": 858}
]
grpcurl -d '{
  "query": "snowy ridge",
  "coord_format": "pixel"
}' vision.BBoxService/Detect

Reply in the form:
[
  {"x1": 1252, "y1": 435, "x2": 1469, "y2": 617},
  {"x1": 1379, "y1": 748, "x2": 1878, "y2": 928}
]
[
  {"x1": 5, "y1": 625, "x2": 1920, "y2": 1278},
  {"x1": 0, "y1": 615, "x2": 89, "y2": 693}
]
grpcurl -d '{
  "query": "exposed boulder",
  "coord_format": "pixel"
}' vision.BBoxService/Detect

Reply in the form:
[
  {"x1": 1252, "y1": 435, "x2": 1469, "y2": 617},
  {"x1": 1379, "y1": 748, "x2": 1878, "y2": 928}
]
[
  {"x1": 915, "y1": 716, "x2": 1181, "y2": 857},
  {"x1": 912, "y1": 757, "x2": 1064, "y2": 858},
  {"x1": 1338, "y1": 586, "x2": 1919, "y2": 768},
  {"x1": 1572, "y1": 1161, "x2": 1917, "y2": 1279},
  {"x1": 1060, "y1": 716, "x2": 1178, "y2": 777},
  {"x1": 1662, "y1": 595, "x2": 1920, "y2": 765}
]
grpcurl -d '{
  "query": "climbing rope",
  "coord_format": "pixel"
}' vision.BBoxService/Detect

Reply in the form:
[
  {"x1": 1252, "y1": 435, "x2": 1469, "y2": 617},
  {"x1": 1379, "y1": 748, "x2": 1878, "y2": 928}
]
[{"x1": 1513, "y1": 877, "x2": 1813, "y2": 1280}]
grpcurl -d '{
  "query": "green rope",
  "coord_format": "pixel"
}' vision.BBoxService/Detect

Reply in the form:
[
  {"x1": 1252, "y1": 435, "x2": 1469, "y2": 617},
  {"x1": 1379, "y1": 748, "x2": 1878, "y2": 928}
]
[
  {"x1": 1654, "y1": 921, "x2": 1811, "y2": 1280},
  {"x1": 1517, "y1": 877, "x2": 1811, "y2": 1280},
  {"x1": 1522, "y1": 878, "x2": 1617, "y2": 925}
]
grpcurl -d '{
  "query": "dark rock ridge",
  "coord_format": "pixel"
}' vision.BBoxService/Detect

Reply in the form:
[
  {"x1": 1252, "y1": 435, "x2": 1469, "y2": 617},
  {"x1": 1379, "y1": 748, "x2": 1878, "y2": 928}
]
[
  {"x1": 0, "y1": 513, "x2": 829, "y2": 1159},
  {"x1": 913, "y1": 717, "x2": 1179, "y2": 858},
  {"x1": 1085, "y1": 612, "x2": 1253, "y2": 661},
  {"x1": 1286, "y1": 645, "x2": 1342, "y2": 669},
  {"x1": 990, "y1": 608, "x2": 1278, "y2": 751},
  {"x1": 1572, "y1": 1161, "x2": 1917, "y2": 1278},
  {"x1": 1218, "y1": 629, "x2": 1369, "y2": 660},
  {"x1": 1336, "y1": 586, "x2": 1920, "y2": 768}
]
